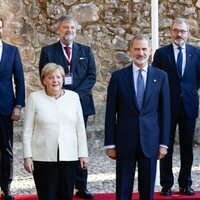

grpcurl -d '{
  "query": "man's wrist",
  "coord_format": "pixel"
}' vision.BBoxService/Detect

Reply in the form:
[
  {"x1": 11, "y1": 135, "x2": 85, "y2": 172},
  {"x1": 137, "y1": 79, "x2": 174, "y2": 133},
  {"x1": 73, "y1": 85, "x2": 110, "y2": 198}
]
[{"x1": 15, "y1": 105, "x2": 22, "y2": 109}]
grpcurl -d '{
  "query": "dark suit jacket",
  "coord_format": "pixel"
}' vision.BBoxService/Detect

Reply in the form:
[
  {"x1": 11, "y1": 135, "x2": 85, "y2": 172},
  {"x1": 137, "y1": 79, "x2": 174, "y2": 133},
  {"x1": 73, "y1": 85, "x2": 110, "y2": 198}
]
[
  {"x1": 0, "y1": 42, "x2": 25, "y2": 116},
  {"x1": 104, "y1": 65, "x2": 170, "y2": 158},
  {"x1": 39, "y1": 41, "x2": 96, "y2": 116},
  {"x1": 152, "y1": 44, "x2": 200, "y2": 119}
]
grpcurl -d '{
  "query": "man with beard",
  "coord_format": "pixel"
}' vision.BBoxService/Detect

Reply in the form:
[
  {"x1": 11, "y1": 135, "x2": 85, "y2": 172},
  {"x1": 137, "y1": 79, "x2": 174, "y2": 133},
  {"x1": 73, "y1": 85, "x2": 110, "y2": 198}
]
[
  {"x1": 152, "y1": 18, "x2": 200, "y2": 196},
  {"x1": 39, "y1": 15, "x2": 96, "y2": 199},
  {"x1": 105, "y1": 34, "x2": 171, "y2": 200},
  {"x1": 0, "y1": 18, "x2": 25, "y2": 200}
]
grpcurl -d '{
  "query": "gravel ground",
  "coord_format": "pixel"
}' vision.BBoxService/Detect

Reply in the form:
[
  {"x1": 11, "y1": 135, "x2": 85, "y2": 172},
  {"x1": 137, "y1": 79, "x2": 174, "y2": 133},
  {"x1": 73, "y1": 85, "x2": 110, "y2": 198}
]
[{"x1": 10, "y1": 142, "x2": 200, "y2": 195}]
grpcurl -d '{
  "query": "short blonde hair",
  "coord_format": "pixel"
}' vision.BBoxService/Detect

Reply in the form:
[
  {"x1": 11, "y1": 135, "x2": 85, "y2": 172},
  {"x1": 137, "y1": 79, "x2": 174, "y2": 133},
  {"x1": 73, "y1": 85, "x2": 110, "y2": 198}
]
[{"x1": 41, "y1": 63, "x2": 65, "y2": 85}]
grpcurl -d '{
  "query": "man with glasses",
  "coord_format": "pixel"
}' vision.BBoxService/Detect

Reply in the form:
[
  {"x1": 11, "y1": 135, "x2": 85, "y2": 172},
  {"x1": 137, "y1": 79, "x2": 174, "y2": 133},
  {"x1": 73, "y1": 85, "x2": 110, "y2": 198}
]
[{"x1": 152, "y1": 18, "x2": 200, "y2": 196}]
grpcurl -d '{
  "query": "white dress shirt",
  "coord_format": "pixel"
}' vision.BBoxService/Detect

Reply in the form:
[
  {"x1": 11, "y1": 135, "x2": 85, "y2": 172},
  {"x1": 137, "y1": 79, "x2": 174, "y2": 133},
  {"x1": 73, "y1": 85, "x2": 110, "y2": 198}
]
[{"x1": 60, "y1": 41, "x2": 73, "y2": 62}]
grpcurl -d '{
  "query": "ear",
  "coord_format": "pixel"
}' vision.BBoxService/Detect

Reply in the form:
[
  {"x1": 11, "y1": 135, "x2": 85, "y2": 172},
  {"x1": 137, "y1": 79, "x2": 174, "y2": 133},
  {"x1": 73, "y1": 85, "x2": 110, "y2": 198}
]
[
  {"x1": 55, "y1": 28, "x2": 60, "y2": 35},
  {"x1": 149, "y1": 47, "x2": 152, "y2": 56}
]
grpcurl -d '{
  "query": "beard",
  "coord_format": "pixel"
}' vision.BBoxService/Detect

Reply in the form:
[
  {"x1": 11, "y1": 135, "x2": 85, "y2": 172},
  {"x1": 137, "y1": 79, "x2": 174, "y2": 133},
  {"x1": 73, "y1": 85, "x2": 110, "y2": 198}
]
[
  {"x1": 64, "y1": 33, "x2": 75, "y2": 43},
  {"x1": 174, "y1": 37, "x2": 185, "y2": 47},
  {"x1": 133, "y1": 57, "x2": 148, "y2": 66}
]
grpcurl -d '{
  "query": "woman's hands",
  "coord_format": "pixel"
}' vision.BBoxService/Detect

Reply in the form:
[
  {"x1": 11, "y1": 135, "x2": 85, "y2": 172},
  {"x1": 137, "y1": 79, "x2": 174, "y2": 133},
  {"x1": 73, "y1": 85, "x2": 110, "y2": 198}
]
[{"x1": 24, "y1": 157, "x2": 34, "y2": 173}]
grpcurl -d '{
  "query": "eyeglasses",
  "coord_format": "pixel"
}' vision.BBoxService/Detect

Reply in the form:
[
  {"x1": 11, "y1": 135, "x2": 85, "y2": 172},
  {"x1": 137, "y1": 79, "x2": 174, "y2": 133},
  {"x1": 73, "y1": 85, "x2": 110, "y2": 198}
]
[{"x1": 172, "y1": 29, "x2": 188, "y2": 34}]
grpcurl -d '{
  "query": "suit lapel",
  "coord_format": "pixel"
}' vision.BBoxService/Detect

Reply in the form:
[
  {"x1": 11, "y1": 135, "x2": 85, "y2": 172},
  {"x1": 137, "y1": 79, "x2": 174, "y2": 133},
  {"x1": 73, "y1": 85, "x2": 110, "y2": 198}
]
[
  {"x1": 0, "y1": 42, "x2": 8, "y2": 72},
  {"x1": 72, "y1": 42, "x2": 80, "y2": 73},
  {"x1": 54, "y1": 42, "x2": 67, "y2": 69},
  {"x1": 183, "y1": 44, "x2": 192, "y2": 78},
  {"x1": 166, "y1": 44, "x2": 180, "y2": 77},
  {"x1": 123, "y1": 65, "x2": 140, "y2": 110},
  {"x1": 142, "y1": 65, "x2": 156, "y2": 107}
]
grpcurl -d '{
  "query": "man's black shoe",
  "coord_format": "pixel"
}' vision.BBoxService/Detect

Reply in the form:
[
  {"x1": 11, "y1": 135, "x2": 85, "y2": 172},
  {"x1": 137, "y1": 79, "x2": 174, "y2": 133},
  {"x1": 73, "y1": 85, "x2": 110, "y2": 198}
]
[
  {"x1": 161, "y1": 187, "x2": 172, "y2": 196},
  {"x1": 179, "y1": 186, "x2": 195, "y2": 195},
  {"x1": 2, "y1": 191, "x2": 15, "y2": 200},
  {"x1": 76, "y1": 189, "x2": 94, "y2": 199}
]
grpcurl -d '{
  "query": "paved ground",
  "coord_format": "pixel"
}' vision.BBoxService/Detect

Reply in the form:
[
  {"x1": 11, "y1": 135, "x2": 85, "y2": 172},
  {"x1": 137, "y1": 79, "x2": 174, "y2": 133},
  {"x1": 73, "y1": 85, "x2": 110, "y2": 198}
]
[{"x1": 10, "y1": 142, "x2": 200, "y2": 195}]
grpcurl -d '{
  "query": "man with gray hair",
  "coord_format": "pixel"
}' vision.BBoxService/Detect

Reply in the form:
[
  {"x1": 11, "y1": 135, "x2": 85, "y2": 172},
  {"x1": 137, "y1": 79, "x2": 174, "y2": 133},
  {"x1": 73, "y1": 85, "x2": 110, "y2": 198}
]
[
  {"x1": 153, "y1": 17, "x2": 200, "y2": 196},
  {"x1": 39, "y1": 15, "x2": 96, "y2": 199}
]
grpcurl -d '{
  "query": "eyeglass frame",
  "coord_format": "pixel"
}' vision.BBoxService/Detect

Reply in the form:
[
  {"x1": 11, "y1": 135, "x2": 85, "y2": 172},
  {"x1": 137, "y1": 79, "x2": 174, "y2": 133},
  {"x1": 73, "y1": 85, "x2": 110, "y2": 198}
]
[{"x1": 171, "y1": 29, "x2": 188, "y2": 34}]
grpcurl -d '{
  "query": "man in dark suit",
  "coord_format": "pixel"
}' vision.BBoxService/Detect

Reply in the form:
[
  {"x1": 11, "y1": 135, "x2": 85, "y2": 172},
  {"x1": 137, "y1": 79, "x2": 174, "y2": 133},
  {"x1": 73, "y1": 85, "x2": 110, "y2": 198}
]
[
  {"x1": 0, "y1": 18, "x2": 25, "y2": 200},
  {"x1": 152, "y1": 18, "x2": 200, "y2": 196},
  {"x1": 104, "y1": 34, "x2": 171, "y2": 200},
  {"x1": 39, "y1": 15, "x2": 96, "y2": 199}
]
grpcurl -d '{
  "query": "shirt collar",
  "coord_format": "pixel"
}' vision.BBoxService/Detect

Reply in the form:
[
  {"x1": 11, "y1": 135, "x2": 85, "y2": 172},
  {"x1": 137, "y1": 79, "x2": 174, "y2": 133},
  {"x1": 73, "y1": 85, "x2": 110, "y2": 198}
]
[
  {"x1": 132, "y1": 63, "x2": 148, "y2": 73},
  {"x1": 173, "y1": 43, "x2": 186, "y2": 50},
  {"x1": 60, "y1": 40, "x2": 73, "y2": 49},
  {"x1": 0, "y1": 40, "x2": 2, "y2": 47}
]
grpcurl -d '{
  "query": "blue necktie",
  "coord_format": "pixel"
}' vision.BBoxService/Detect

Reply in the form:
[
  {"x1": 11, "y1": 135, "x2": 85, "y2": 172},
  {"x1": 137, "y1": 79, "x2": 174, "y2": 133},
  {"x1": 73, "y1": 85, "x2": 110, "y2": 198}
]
[
  {"x1": 137, "y1": 69, "x2": 144, "y2": 109},
  {"x1": 177, "y1": 46, "x2": 183, "y2": 77}
]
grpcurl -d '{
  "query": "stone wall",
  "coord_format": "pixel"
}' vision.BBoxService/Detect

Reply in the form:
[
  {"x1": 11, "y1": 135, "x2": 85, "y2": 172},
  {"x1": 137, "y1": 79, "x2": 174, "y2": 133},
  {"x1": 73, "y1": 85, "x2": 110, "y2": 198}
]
[{"x1": 1, "y1": 0, "x2": 200, "y2": 145}]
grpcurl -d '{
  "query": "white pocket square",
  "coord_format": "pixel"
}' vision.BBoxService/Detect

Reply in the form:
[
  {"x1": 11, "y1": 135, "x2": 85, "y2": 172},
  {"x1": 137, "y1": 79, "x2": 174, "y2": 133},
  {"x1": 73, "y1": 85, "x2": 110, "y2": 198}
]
[{"x1": 80, "y1": 57, "x2": 85, "y2": 60}]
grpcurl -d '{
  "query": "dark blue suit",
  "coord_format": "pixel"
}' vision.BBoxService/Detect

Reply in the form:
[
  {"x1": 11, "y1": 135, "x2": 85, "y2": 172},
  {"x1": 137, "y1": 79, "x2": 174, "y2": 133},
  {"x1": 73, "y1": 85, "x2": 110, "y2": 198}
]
[
  {"x1": 39, "y1": 41, "x2": 96, "y2": 191},
  {"x1": 0, "y1": 42, "x2": 25, "y2": 192},
  {"x1": 104, "y1": 65, "x2": 170, "y2": 200},
  {"x1": 152, "y1": 44, "x2": 200, "y2": 189}
]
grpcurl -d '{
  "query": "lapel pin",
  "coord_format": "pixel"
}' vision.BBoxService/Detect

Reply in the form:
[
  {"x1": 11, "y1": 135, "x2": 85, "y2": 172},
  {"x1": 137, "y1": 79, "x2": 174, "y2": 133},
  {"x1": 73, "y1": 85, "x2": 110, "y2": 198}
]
[{"x1": 154, "y1": 79, "x2": 156, "y2": 82}]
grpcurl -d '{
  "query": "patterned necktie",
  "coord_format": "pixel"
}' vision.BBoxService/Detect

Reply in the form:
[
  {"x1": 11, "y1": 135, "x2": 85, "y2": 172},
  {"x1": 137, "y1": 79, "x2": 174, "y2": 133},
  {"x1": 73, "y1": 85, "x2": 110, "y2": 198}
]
[
  {"x1": 177, "y1": 46, "x2": 183, "y2": 77},
  {"x1": 137, "y1": 69, "x2": 145, "y2": 109}
]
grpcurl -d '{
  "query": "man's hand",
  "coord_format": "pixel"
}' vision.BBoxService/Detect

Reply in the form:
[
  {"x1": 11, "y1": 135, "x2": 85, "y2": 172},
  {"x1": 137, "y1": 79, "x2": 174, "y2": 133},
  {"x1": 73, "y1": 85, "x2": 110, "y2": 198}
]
[
  {"x1": 11, "y1": 107, "x2": 21, "y2": 121},
  {"x1": 80, "y1": 157, "x2": 89, "y2": 169},
  {"x1": 158, "y1": 146, "x2": 168, "y2": 160},
  {"x1": 106, "y1": 148, "x2": 116, "y2": 160}
]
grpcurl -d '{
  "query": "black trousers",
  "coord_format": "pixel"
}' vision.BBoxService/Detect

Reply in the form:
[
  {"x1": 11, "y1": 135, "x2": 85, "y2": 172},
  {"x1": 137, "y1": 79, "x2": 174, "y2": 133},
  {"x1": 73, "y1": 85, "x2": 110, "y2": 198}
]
[
  {"x1": 75, "y1": 115, "x2": 88, "y2": 191},
  {"x1": 0, "y1": 114, "x2": 14, "y2": 193},
  {"x1": 33, "y1": 161, "x2": 78, "y2": 200},
  {"x1": 160, "y1": 102, "x2": 196, "y2": 188}
]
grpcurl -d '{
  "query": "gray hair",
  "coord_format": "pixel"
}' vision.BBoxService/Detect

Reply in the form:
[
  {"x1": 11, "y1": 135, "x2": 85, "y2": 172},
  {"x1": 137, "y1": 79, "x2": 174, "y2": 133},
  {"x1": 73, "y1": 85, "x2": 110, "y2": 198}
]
[
  {"x1": 0, "y1": 18, "x2": 4, "y2": 27},
  {"x1": 129, "y1": 34, "x2": 150, "y2": 50},
  {"x1": 171, "y1": 18, "x2": 189, "y2": 32},
  {"x1": 56, "y1": 15, "x2": 77, "y2": 31}
]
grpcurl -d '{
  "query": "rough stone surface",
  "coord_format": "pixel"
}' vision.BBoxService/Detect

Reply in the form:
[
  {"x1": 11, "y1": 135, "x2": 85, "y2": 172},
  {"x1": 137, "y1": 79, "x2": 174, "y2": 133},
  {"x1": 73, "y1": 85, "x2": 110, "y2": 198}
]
[{"x1": 0, "y1": 1, "x2": 200, "y2": 145}]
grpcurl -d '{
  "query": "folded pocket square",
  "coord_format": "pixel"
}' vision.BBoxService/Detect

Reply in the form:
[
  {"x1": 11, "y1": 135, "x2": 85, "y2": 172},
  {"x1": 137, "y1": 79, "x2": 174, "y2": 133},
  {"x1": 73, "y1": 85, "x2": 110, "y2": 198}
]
[{"x1": 80, "y1": 57, "x2": 85, "y2": 60}]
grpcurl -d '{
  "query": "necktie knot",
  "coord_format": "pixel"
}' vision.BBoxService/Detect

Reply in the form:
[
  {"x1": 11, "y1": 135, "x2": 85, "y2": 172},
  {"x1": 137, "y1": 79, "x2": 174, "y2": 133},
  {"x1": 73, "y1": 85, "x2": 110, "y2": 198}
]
[{"x1": 178, "y1": 46, "x2": 182, "y2": 51}]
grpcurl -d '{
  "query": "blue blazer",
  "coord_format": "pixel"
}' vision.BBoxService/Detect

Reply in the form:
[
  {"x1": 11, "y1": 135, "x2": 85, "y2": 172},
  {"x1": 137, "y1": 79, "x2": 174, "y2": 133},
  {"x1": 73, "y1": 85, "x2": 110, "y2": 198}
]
[
  {"x1": 152, "y1": 44, "x2": 200, "y2": 119},
  {"x1": 104, "y1": 65, "x2": 171, "y2": 158},
  {"x1": 39, "y1": 41, "x2": 96, "y2": 116},
  {"x1": 0, "y1": 42, "x2": 25, "y2": 116}
]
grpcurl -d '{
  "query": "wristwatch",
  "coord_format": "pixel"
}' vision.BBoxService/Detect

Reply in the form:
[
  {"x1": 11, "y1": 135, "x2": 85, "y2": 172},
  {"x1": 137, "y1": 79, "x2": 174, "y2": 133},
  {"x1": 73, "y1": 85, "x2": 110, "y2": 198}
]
[{"x1": 15, "y1": 105, "x2": 22, "y2": 109}]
